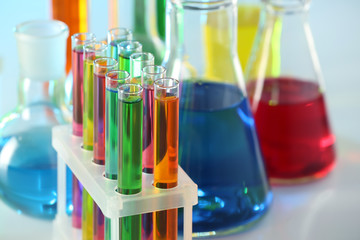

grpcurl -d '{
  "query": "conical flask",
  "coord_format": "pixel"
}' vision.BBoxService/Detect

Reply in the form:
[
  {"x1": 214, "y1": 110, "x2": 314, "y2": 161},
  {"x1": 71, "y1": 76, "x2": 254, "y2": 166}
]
[
  {"x1": 163, "y1": 0, "x2": 272, "y2": 236},
  {"x1": 0, "y1": 20, "x2": 69, "y2": 219},
  {"x1": 245, "y1": 0, "x2": 336, "y2": 183}
]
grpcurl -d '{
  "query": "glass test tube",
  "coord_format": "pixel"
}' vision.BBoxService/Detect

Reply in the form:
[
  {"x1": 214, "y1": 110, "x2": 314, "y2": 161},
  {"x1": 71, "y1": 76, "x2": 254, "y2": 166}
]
[
  {"x1": 105, "y1": 71, "x2": 131, "y2": 179},
  {"x1": 142, "y1": 65, "x2": 166, "y2": 173},
  {"x1": 104, "y1": 70, "x2": 130, "y2": 240},
  {"x1": 83, "y1": 41, "x2": 108, "y2": 151},
  {"x1": 130, "y1": 52, "x2": 154, "y2": 84},
  {"x1": 94, "y1": 57, "x2": 118, "y2": 164},
  {"x1": 82, "y1": 188, "x2": 94, "y2": 240},
  {"x1": 153, "y1": 78, "x2": 179, "y2": 240},
  {"x1": 93, "y1": 204, "x2": 105, "y2": 240},
  {"x1": 118, "y1": 83, "x2": 143, "y2": 240},
  {"x1": 107, "y1": 27, "x2": 132, "y2": 61},
  {"x1": 82, "y1": 42, "x2": 108, "y2": 240},
  {"x1": 141, "y1": 65, "x2": 166, "y2": 240},
  {"x1": 71, "y1": 32, "x2": 96, "y2": 137},
  {"x1": 118, "y1": 40, "x2": 142, "y2": 71}
]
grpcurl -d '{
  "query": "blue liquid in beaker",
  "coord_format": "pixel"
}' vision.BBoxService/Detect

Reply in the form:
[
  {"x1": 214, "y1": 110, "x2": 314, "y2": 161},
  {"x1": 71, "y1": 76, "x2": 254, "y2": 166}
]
[
  {"x1": 0, "y1": 126, "x2": 72, "y2": 219},
  {"x1": 179, "y1": 81, "x2": 272, "y2": 234}
]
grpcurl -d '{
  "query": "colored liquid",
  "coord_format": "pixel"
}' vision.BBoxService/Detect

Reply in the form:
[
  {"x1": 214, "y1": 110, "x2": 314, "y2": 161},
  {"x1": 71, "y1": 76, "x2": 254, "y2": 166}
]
[
  {"x1": 179, "y1": 81, "x2": 271, "y2": 234},
  {"x1": 110, "y1": 40, "x2": 121, "y2": 62},
  {"x1": 82, "y1": 189, "x2": 94, "y2": 240},
  {"x1": 237, "y1": 5, "x2": 260, "y2": 71},
  {"x1": 248, "y1": 77, "x2": 336, "y2": 181},
  {"x1": 72, "y1": 175, "x2": 83, "y2": 228},
  {"x1": 143, "y1": 87, "x2": 154, "y2": 173},
  {"x1": 52, "y1": 0, "x2": 88, "y2": 74},
  {"x1": 119, "y1": 55, "x2": 131, "y2": 72},
  {"x1": 142, "y1": 212, "x2": 153, "y2": 240},
  {"x1": 0, "y1": 127, "x2": 57, "y2": 219},
  {"x1": 94, "y1": 204, "x2": 105, "y2": 240},
  {"x1": 105, "y1": 217, "x2": 111, "y2": 240},
  {"x1": 118, "y1": 98, "x2": 143, "y2": 194},
  {"x1": 72, "y1": 47, "x2": 84, "y2": 136},
  {"x1": 120, "y1": 214, "x2": 142, "y2": 240},
  {"x1": 94, "y1": 73, "x2": 106, "y2": 164},
  {"x1": 156, "y1": 0, "x2": 166, "y2": 41},
  {"x1": 105, "y1": 89, "x2": 120, "y2": 179},
  {"x1": 83, "y1": 59, "x2": 94, "y2": 150},
  {"x1": 153, "y1": 208, "x2": 177, "y2": 240},
  {"x1": 154, "y1": 96, "x2": 179, "y2": 189}
]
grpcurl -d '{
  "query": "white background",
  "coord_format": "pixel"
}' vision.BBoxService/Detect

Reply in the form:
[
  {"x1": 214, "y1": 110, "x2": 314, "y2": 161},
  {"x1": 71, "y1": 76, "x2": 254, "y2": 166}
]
[{"x1": 0, "y1": 0, "x2": 359, "y2": 239}]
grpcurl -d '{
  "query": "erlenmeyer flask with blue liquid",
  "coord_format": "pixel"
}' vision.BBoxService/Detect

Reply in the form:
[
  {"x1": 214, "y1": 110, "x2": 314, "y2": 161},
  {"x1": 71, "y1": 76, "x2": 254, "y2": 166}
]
[
  {"x1": 0, "y1": 20, "x2": 72, "y2": 219},
  {"x1": 163, "y1": 0, "x2": 272, "y2": 237}
]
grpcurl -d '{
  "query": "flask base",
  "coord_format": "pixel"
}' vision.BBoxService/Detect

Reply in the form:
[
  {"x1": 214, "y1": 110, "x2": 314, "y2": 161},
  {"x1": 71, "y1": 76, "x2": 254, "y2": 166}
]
[{"x1": 270, "y1": 161, "x2": 336, "y2": 185}]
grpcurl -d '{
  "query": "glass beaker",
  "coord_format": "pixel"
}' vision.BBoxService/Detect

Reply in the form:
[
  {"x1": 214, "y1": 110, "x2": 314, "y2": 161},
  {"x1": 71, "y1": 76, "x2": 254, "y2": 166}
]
[
  {"x1": 163, "y1": 0, "x2": 272, "y2": 236},
  {"x1": 245, "y1": 0, "x2": 336, "y2": 183},
  {"x1": 0, "y1": 20, "x2": 68, "y2": 219}
]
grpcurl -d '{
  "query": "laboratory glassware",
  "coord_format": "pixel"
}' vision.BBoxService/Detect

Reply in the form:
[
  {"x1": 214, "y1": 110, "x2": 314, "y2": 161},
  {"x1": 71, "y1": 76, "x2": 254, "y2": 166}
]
[
  {"x1": 163, "y1": 0, "x2": 272, "y2": 236},
  {"x1": 0, "y1": 20, "x2": 68, "y2": 219},
  {"x1": 245, "y1": 0, "x2": 336, "y2": 183},
  {"x1": 107, "y1": 27, "x2": 133, "y2": 62},
  {"x1": 118, "y1": 83, "x2": 143, "y2": 240}
]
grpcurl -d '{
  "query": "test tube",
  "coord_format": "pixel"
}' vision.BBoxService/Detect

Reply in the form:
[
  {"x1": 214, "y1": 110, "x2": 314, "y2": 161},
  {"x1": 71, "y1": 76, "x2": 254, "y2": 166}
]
[
  {"x1": 93, "y1": 203, "x2": 104, "y2": 240},
  {"x1": 93, "y1": 57, "x2": 118, "y2": 164},
  {"x1": 71, "y1": 32, "x2": 96, "y2": 137},
  {"x1": 118, "y1": 83, "x2": 143, "y2": 240},
  {"x1": 141, "y1": 66, "x2": 166, "y2": 240},
  {"x1": 82, "y1": 42, "x2": 108, "y2": 240},
  {"x1": 142, "y1": 65, "x2": 166, "y2": 174},
  {"x1": 82, "y1": 189, "x2": 93, "y2": 240},
  {"x1": 107, "y1": 27, "x2": 132, "y2": 61},
  {"x1": 130, "y1": 52, "x2": 154, "y2": 83},
  {"x1": 83, "y1": 41, "x2": 108, "y2": 151},
  {"x1": 71, "y1": 32, "x2": 95, "y2": 229},
  {"x1": 153, "y1": 78, "x2": 179, "y2": 240},
  {"x1": 104, "y1": 70, "x2": 130, "y2": 240},
  {"x1": 105, "y1": 70, "x2": 131, "y2": 179},
  {"x1": 118, "y1": 40, "x2": 142, "y2": 71}
]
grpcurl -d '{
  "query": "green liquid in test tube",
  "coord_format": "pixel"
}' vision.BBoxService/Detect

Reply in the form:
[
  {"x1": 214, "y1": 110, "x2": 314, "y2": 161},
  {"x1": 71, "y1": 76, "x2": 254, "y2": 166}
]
[
  {"x1": 105, "y1": 70, "x2": 131, "y2": 179},
  {"x1": 118, "y1": 83, "x2": 143, "y2": 240},
  {"x1": 118, "y1": 40, "x2": 142, "y2": 71},
  {"x1": 82, "y1": 189, "x2": 94, "y2": 240}
]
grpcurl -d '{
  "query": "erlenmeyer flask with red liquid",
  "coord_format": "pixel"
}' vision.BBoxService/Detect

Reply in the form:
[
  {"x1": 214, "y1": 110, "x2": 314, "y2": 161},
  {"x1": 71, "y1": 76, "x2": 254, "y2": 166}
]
[{"x1": 245, "y1": 0, "x2": 336, "y2": 184}]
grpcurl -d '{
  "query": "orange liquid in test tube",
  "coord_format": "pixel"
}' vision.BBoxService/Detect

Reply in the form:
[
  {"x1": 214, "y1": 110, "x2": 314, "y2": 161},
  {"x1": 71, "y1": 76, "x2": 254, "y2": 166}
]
[
  {"x1": 153, "y1": 95, "x2": 179, "y2": 189},
  {"x1": 153, "y1": 78, "x2": 179, "y2": 240}
]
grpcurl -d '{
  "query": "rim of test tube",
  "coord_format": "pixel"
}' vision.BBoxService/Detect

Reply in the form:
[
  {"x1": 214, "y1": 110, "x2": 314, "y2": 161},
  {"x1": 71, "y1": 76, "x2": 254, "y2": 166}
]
[
  {"x1": 142, "y1": 65, "x2": 167, "y2": 76},
  {"x1": 71, "y1": 32, "x2": 96, "y2": 44},
  {"x1": 130, "y1": 52, "x2": 155, "y2": 62},
  {"x1": 108, "y1": 27, "x2": 132, "y2": 40},
  {"x1": 83, "y1": 41, "x2": 108, "y2": 52},
  {"x1": 118, "y1": 40, "x2": 142, "y2": 52},
  {"x1": 154, "y1": 77, "x2": 179, "y2": 90},
  {"x1": 94, "y1": 57, "x2": 118, "y2": 68},
  {"x1": 118, "y1": 83, "x2": 143, "y2": 99}
]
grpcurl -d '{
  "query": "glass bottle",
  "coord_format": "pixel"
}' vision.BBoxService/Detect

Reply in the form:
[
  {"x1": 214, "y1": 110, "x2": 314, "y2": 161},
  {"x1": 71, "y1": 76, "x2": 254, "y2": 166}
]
[
  {"x1": 164, "y1": 0, "x2": 272, "y2": 236},
  {"x1": 245, "y1": 0, "x2": 336, "y2": 183},
  {"x1": 51, "y1": 0, "x2": 89, "y2": 123},
  {"x1": 117, "y1": 0, "x2": 165, "y2": 65},
  {"x1": 0, "y1": 20, "x2": 68, "y2": 219}
]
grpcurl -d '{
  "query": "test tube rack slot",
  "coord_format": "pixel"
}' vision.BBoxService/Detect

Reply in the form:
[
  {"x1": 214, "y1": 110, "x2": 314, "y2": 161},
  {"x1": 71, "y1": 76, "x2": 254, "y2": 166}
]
[{"x1": 52, "y1": 125, "x2": 198, "y2": 240}]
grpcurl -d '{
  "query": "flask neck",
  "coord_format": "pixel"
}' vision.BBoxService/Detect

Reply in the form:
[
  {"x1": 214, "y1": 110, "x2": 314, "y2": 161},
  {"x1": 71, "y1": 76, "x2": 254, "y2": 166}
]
[
  {"x1": 165, "y1": 0, "x2": 242, "y2": 82},
  {"x1": 18, "y1": 78, "x2": 58, "y2": 107},
  {"x1": 133, "y1": 0, "x2": 158, "y2": 37}
]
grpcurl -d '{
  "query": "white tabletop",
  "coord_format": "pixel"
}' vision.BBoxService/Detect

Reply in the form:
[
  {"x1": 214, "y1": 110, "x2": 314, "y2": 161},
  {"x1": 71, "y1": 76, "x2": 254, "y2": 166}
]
[{"x1": 0, "y1": 0, "x2": 359, "y2": 239}]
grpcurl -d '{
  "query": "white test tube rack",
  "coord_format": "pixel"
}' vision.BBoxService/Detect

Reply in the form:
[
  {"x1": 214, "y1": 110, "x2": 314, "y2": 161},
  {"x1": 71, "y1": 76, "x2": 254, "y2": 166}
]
[{"x1": 52, "y1": 125, "x2": 198, "y2": 240}]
